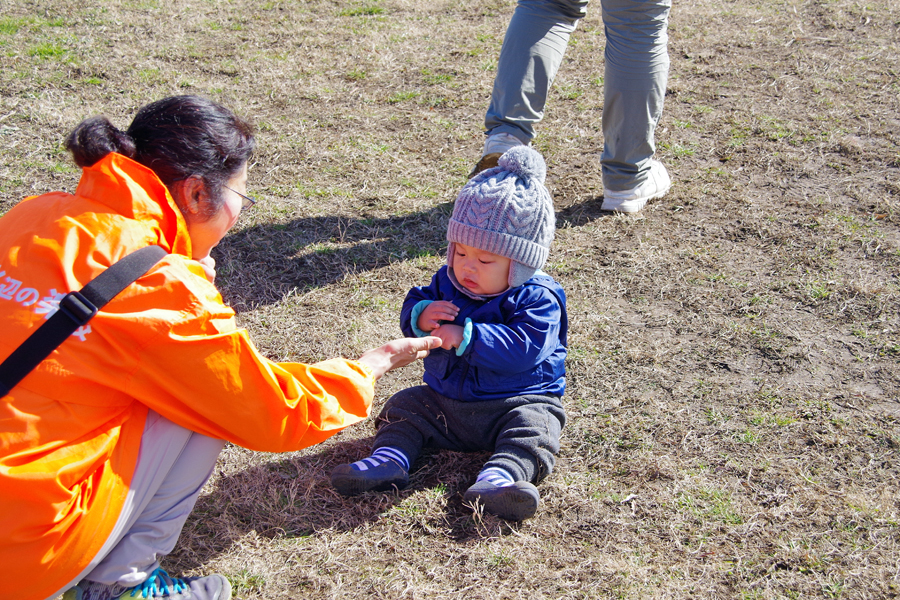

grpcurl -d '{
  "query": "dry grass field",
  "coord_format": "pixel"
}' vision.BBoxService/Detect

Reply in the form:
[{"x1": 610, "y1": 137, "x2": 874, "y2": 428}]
[{"x1": 2, "y1": 0, "x2": 899, "y2": 598}]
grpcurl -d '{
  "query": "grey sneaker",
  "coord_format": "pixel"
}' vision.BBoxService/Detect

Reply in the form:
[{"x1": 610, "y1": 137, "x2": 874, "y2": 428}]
[
  {"x1": 463, "y1": 479, "x2": 540, "y2": 521},
  {"x1": 601, "y1": 159, "x2": 671, "y2": 213},
  {"x1": 72, "y1": 568, "x2": 231, "y2": 600},
  {"x1": 330, "y1": 458, "x2": 409, "y2": 496}
]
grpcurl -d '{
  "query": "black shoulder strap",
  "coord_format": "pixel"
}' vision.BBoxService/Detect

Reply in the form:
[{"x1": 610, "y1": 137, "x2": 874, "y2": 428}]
[{"x1": 0, "y1": 245, "x2": 167, "y2": 397}]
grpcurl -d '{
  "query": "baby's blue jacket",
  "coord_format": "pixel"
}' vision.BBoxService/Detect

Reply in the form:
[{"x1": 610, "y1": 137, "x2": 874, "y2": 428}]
[{"x1": 400, "y1": 265, "x2": 567, "y2": 401}]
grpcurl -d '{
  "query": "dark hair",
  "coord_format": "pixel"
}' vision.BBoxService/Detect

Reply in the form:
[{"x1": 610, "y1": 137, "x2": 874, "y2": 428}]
[{"x1": 64, "y1": 95, "x2": 255, "y2": 219}]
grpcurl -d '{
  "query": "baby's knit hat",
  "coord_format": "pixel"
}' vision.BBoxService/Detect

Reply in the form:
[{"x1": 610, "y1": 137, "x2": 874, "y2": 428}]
[{"x1": 447, "y1": 146, "x2": 556, "y2": 294}]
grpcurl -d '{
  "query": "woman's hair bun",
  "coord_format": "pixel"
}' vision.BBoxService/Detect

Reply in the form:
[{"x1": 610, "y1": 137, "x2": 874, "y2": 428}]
[{"x1": 64, "y1": 115, "x2": 137, "y2": 168}]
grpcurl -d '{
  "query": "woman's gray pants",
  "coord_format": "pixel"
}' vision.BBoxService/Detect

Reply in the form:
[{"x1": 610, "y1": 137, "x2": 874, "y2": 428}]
[{"x1": 48, "y1": 410, "x2": 225, "y2": 598}]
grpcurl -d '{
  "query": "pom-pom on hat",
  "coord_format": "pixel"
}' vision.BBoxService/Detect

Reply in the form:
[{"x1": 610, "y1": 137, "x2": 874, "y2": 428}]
[{"x1": 447, "y1": 146, "x2": 556, "y2": 295}]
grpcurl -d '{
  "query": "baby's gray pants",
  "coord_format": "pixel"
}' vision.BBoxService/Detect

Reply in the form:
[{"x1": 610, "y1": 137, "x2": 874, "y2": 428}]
[{"x1": 373, "y1": 385, "x2": 566, "y2": 484}]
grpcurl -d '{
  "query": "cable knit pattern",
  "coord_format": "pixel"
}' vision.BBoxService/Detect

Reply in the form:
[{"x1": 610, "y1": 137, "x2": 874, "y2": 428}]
[
  {"x1": 498, "y1": 144, "x2": 547, "y2": 183},
  {"x1": 448, "y1": 146, "x2": 555, "y2": 288}
]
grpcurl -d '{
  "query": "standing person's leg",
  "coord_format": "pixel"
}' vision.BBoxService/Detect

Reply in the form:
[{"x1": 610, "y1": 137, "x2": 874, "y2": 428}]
[
  {"x1": 472, "y1": 0, "x2": 589, "y2": 175},
  {"x1": 600, "y1": 0, "x2": 672, "y2": 212},
  {"x1": 59, "y1": 410, "x2": 229, "y2": 600}
]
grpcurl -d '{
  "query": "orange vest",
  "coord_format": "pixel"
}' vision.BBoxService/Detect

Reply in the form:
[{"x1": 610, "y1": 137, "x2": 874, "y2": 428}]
[{"x1": 0, "y1": 154, "x2": 374, "y2": 599}]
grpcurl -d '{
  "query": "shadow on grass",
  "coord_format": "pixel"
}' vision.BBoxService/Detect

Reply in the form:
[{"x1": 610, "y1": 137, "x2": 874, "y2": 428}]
[
  {"x1": 169, "y1": 439, "x2": 496, "y2": 571},
  {"x1": 555, "y1": 194, "x2": 616, "y2": 230},
  {"x1": 213, "y1": 202, "x2": 453, "y2": 312},
  {"x1": 213, "y1": 197, "x2": 612, "y2": 311}
]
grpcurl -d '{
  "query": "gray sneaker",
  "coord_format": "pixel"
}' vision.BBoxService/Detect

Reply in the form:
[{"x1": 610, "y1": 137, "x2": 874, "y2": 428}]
[
  {"x1": 68, "y1": 568, "x2": 231, "y2": 600},
  {"x1": 601, "y1": 159, "x2": 671, "y2": 213}
]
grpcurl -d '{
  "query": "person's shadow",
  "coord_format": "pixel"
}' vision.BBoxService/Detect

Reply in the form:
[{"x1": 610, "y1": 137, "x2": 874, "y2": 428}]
[
  {"x1": 213, "y1": 195, "x2": 611, "y2": 311},
  {"x1": 166, "y1": 438, "x2": 511, "y2": 572}
]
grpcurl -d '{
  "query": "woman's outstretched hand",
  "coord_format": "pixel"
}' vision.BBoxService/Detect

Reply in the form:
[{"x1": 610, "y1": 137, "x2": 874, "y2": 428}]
[{"x1": 357, "y1": 336, "x2": 442, "y2": 380}]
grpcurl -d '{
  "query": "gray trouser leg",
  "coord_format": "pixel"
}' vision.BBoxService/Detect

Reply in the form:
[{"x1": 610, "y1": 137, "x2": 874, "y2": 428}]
[
  {"x1": 69, "y1": 410, "x2": 225, "y2": 589},
  {"x1": 601, "y1": 0, "x2": 670, "y2": 190},
  {"x1": 484, "y1": 0, "x2": 670, "y2": 189},
  {"x1": 482, "y1": 401, "x2": 564, "y2": 484},
  {"x1": 485, "y1": 0, "x2": 589, "y2": 144}
]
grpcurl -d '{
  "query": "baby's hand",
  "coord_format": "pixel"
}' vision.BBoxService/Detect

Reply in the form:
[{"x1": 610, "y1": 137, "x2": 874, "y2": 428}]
[
  {"x1": 432, "y1": 323, "x2": 465, "y2": 350},
  {"x1": 417, "y1": 301, "x2": 459, "y2": 332}
]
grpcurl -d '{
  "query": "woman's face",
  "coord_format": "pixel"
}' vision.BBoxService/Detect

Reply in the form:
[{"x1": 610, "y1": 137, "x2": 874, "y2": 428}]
[{"x1": 183, "y1": 163, "x2": 248, "y2": 260}]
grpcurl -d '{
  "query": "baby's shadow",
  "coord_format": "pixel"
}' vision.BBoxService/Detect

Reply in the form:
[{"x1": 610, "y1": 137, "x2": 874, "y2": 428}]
[{"x1": 168, "y1": 439, "x2": 495, "y2": 569}]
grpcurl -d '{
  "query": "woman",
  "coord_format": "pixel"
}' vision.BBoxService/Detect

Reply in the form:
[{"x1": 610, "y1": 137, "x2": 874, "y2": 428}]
[{"x1": 0, "y1": 95, "x2": 439, "y2": 600}]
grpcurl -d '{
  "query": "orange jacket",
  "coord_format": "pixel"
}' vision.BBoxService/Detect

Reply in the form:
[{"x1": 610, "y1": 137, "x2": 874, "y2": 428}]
[{"x1": 0, "y1": 153, "x2": 374, "y2": 599}]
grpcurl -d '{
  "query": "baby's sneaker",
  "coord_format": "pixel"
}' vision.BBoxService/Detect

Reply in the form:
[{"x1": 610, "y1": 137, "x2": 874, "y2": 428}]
[
  {"x1": 330, "y1": 459, "x2": 409, "y2": 496},
  {"x1": 463, "y1": 479, "x2": 540, "y2": 521}
]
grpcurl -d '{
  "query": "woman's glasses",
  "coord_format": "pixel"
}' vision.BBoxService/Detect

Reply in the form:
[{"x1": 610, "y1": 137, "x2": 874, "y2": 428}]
[{"x1": 224, "y1": 185, "x2": 257, "y2": 211}]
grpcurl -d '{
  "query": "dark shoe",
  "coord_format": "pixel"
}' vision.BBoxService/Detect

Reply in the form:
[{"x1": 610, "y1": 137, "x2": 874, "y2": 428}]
[
  {"x1": 467, "y1": 152, "x2": 502, "y2": 179},
  {"x1": 331, "y1": 459, "x2": 409, "y2": 496},
  {"x1": 463, "y1": 480, "x2": 540, "y2": 521}
]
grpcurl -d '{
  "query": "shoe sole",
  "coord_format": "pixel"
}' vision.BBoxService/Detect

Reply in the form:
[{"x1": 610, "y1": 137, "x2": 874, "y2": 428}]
[
  {"x1": 211, "y1": 574, "x2": 232, "y2": 600},
  {"x1": 463, "y1": 481, "x2": 540, "y2": 521},
  {"x1": 601, "y1": 181, "x2": 671, "y2": 213},
  {"x1": 467, "y1": 152, "x2": 502, "y2": 179}
]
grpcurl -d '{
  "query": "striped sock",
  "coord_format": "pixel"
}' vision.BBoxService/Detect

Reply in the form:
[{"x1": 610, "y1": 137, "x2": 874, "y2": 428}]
[
  {"x1": 351, "y1": 446, "x2": 410, "y2": 472},
  {"x1": 476, "y1": 467, "x2": 515, "y2": 487}
]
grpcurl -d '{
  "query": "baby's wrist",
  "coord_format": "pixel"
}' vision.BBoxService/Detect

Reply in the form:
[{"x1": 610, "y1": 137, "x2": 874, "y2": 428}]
[{"x1": 410, "y1": 300, "x2": 433, "y2": 337}]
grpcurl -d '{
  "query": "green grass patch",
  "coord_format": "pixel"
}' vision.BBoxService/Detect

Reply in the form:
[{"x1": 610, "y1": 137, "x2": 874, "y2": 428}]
[
  {"x1": 387, "y1": 90, "x2": 420, "y2": 103},
  {"x1": 28, "y1": 43, "x2": 67, "y2": 59},
  {"x1": 675, "y1": 488, "x2": 744, "y2": 525},
  {"x1": 0, "y1": 17, "x2": 28, "y2": 35},
  {"x1": 339, "y1": 4, "x2": 384, "y2": 17}
]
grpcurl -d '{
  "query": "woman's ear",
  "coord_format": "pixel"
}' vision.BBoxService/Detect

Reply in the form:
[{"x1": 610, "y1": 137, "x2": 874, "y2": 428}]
[{"x1": 170, "y1": 176, "x2": 209, "y2": 220}]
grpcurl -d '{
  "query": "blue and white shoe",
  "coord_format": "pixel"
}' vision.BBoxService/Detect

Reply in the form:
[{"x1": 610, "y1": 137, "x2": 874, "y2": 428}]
[{"x1": 64, "y1": 568, "x2": 231, "y2": 600}]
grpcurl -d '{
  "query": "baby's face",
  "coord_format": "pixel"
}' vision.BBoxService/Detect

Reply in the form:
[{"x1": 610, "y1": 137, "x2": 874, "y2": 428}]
[{"x1": 452, "y1": 243, "x2": 511, "y2": 296}]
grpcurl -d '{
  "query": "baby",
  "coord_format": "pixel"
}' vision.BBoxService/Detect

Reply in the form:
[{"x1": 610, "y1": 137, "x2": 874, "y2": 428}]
[{"x1": 331, "y1": 146, "x2": 567, "y2": 521}]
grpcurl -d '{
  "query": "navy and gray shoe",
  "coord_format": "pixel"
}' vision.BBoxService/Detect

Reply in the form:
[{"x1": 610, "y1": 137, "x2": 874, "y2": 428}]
[
  {"x1": 463, "y1": 480, "x2": 540, "y2": 521},
  {"x1": 330, "y1": 459, "x2": 409, "y2": 496}
]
